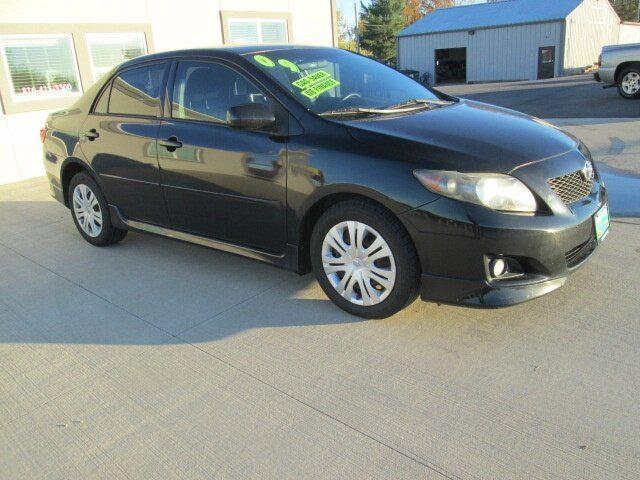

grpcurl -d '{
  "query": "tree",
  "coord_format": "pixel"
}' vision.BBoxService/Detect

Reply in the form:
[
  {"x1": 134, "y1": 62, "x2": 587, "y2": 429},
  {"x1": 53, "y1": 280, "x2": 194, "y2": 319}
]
[
  {"x1": 403, "y1": 0, "x2": 455, "y2": 25},
  {"x1": 610, "y1": 0, "x2": 640, "y2": 22},
  {"x1": 359, "y1": 0, "x2": 406, "y2": 66},
  {"x1": 337, "y1": 10, "x2": 358, "y2": 51}
]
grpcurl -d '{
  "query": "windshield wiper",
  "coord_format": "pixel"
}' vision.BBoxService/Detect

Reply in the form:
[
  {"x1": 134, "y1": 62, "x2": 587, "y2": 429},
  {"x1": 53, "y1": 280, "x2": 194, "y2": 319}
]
[
  {"x1": 318, "y1": 107, "x2": 386, "y2": 117},
  {"x1": 383, "y1": 98, "x2": 454, "y2": 110},
  {"x1": 319, "y1": 98, "x2": 454, "y2": 117}
]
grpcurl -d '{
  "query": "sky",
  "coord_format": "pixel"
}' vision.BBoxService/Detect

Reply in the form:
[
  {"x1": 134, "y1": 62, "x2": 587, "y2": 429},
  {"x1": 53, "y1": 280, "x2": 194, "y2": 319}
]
[{"x1": 337, "y1": 0, "x2": 487, "y2": 28}]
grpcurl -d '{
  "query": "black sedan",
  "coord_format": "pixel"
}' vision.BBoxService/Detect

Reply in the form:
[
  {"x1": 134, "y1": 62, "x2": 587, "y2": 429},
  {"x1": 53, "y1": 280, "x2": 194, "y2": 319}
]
[{"x1": 42, "y1": 46, "x2": 609, "y2": 318}]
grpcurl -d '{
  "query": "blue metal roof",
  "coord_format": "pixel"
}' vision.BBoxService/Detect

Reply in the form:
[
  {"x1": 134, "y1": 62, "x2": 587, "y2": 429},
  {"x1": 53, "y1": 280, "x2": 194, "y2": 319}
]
[{"x1": 398, "y1": 0, "x2": 582, "y2": 37}]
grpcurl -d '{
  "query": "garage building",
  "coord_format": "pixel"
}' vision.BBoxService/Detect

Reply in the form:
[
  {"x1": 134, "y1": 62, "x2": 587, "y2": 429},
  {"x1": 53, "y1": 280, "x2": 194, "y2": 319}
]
[{"x1": 398, "y1": 0, "x2": 623, "y2": 85}]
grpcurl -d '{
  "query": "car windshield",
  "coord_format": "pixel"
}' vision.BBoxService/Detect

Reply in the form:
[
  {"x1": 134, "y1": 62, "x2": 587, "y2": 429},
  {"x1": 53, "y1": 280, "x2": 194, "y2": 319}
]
[{"x1": 244, "y1": 48, "x2": 445, "y2": 116}]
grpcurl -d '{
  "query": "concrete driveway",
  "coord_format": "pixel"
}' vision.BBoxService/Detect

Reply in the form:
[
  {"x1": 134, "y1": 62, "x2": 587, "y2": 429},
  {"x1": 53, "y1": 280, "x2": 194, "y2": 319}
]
[{"x1": 2, "y1": 117, "x2": 640, "y2": 478}]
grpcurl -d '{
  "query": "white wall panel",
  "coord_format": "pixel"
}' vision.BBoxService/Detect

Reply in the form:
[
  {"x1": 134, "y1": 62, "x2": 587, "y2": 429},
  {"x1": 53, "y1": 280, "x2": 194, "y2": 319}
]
[
  {"x1": 399, "y1": 21, "x2": 563, "y2": 83},
  {"x1": 563, "y1": 0, "x2": 620, "y2": 72},
  {"x1": 619, "y1": 23, "x2": 640, "y2": 45},
  {"x1": 0, "y1": 0, "x2": 334, "y2": 184}
]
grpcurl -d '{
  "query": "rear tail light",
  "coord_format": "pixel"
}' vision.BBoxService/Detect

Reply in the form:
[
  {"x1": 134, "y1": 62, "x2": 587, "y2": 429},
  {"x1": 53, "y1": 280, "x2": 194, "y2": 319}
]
[{"x1": 40, "y1": 127, "x2": 47, "y2": 143}]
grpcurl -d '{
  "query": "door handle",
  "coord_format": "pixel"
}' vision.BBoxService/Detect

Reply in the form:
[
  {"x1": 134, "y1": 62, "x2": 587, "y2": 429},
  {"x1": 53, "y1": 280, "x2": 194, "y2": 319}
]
[
  {"x1": 159, "y1": 136, "x2": 183, "y2": 152},
  {"x1": 83, "y1": 129, "x2": 99, "y2": 141}
]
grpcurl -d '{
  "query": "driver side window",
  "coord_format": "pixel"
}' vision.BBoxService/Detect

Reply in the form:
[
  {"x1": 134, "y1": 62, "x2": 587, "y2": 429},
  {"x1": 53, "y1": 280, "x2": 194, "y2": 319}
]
[{"x1": 171, "y1": 61, "x2": 268, "y2": 124}]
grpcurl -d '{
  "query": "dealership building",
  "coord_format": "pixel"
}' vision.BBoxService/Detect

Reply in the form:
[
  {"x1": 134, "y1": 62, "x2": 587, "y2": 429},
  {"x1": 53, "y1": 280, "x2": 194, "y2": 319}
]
[
  {"x1": 398, "y1": 0, "x2": 640, "y2": 85},
  {"x1": 0, "y1": 0, "x2": 337, "y2": 185}
]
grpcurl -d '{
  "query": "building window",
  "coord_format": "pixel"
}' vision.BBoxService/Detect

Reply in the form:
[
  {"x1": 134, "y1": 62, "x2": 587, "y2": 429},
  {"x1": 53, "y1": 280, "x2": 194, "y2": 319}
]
[
  {"x1": 86, "y1": 33, "x2": 147, "y2": 82},
  {"x1": 228, "y1": 19, "x2": 288, "y2": 44},
  {"x1": 0, "y1": 34, "x2": 81, "y2": 101}
]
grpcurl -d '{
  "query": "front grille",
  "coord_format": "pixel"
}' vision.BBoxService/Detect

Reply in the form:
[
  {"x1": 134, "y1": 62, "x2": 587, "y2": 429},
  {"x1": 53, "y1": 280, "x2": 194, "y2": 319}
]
[
  {"x1": 565, "y1": 234, "x2": 597, "y2": 268},
  {"x1": 548, "y1": 170, "x2": 594, "y2": 204}
]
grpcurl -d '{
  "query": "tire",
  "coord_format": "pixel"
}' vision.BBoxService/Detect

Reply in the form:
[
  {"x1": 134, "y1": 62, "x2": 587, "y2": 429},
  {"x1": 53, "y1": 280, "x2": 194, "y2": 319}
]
[
  {"x1": 68, "y1": 172, "x2": 127, "y2": 246},
  {"x1": 310, "y1": 199, "x2": 420, "y2": 319},
  {"x1": 617, "y1": 65, "x2": 640, "y2": 99}
]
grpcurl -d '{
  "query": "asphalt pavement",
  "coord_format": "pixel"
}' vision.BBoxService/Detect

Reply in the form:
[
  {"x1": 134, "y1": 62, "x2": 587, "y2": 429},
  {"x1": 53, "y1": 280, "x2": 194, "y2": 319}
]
[
  {"x1": 439, "y1": 75, "x2": 640, "y2": 118},
  {"x1": 1, "y1": 81, "x2": 640, "y2": 479}
]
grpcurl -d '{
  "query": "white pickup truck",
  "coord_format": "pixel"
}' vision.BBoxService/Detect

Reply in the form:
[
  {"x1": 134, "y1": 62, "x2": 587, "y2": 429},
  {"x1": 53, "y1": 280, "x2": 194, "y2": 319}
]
[{"x1": 595, "y1": 43, "x2": 640, "y2": 99}]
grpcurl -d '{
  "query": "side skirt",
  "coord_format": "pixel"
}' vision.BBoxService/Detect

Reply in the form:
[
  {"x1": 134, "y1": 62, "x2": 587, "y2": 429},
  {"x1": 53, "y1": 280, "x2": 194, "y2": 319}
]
[{"x1": 109, "y1": 206, "x2": 300, "y2": 272}]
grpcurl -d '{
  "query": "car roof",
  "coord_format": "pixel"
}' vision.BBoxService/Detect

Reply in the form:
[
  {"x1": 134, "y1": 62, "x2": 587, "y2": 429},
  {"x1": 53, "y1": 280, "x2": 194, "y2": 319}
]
[{"x1": 119, "y1": 45, "x2": 332, "y2": 69}]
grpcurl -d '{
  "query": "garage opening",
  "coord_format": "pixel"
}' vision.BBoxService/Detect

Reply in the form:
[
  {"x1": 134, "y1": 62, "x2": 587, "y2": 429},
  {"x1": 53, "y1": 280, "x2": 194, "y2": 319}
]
[{"x1": 435, "y1": 48, "x2": 467, "y2": 84}]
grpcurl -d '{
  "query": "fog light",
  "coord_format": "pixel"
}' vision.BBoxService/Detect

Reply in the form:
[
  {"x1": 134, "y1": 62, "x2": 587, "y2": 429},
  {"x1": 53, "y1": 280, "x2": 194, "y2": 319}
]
[{"x1": 489, "y1": 258, "x2": 507, "y2": 278}]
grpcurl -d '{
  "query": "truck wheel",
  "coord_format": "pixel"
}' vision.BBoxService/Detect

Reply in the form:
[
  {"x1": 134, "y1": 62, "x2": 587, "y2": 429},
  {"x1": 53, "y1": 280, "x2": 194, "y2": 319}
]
[{"x1": 617, "y1": 66, "x2": 640, "y2": 99}]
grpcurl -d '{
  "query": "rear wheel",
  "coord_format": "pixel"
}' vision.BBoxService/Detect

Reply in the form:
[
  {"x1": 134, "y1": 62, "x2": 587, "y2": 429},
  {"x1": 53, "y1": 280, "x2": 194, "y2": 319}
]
[
  {"x1": 617, "y1": 66, "x2": 640, "y2": 99},
  {"x1": 68, "y1": 172, "x2": 127, "y2": 246},
  {"x1": 310, "y1": 199, "x2": 420, "y2": 318}
]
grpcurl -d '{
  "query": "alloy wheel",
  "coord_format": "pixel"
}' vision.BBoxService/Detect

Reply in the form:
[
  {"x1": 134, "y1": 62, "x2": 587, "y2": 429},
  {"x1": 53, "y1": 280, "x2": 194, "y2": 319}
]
[
  {"x1": 621, "y1": 71, "x2": 640, "y2": 95},
  {"x1": 321, "y1": 221, "x2": 396, "y2": 306},
  {"x1": 72, "y1": 184, "x2": 103, "y2": 237}
]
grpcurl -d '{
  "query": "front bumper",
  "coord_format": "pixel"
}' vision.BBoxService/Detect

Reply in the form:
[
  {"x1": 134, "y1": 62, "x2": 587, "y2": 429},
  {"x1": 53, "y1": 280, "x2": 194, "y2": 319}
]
[
  {"x1": 419, "y1": 274, "x2": 567, "y2": 307},
  {"x1": 401, "y1": 152, "x2": 607, "y2": 307}
]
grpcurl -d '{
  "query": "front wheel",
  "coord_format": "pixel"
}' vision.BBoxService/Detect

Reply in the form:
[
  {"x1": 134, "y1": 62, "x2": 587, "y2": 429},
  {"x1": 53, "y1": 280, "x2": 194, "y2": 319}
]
[
  {"x1": 310, "y1": 199, "x2": 420, "y2": 318},
  {"x1": 617, "y1": 66, "x2": 640, "y2": 99},
  {"x1": 68, "y1": 172, "x2": 127, "y2": 246}
]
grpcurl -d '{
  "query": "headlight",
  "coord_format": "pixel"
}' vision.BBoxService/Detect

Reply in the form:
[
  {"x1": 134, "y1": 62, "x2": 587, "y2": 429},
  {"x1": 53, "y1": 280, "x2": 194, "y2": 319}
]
[{"x1": 413, "y1": 170, "x2": 537, "y2": 213}]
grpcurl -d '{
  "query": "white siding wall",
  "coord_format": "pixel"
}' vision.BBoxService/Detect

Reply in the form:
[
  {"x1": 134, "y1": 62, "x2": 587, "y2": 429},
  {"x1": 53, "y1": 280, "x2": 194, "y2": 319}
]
[
  {"x1": 0, "y1": 0, "x2": 334, "y2": 185},
  {"x1": 619, "y1": 23, "x2": 640, "y2": 45},
  {"x1": 563, "y1": 0, "x2": 620, "y2": 72},
  {"x1": 398, "y1": 21, "x2": 563, "y2": 84}
]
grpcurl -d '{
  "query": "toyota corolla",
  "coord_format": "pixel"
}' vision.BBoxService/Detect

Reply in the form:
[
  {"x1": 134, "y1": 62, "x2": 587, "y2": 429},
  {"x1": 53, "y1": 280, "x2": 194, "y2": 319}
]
[{"x1": 42, "y1": 46, "x2": 609, "y2": 318}]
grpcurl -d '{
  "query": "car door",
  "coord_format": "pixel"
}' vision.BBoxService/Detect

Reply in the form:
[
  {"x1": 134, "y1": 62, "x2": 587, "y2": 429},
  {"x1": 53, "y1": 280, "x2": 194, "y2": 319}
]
[
  {"x1": 157, "y1": 59, "x2": 287, "y2": 253},
  {"x1": 80, "y1": 61, "x2": 169, "y2": 225}
]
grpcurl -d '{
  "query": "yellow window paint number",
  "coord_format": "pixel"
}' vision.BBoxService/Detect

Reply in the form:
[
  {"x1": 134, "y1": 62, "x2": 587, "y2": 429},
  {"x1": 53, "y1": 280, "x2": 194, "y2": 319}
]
[
  {"x1": 292, "y1": 71, "x2": 330, "y2": 89},
  {"x1": 253, "y1": 55, "x2": 275, "y2": 67},
  {"x1": 277, "y1": 59, "x2": 300, "y2": 73},
  {"x1": 300, "y1": 78, "x2": 340, "y2": 99},
  {"x1": 252, "y1": 59, "x2": 339, "y2": 99},
  {"x1": 253, "y1": 55, "x2": 301, "y2": 73},
  {"x1": 292, "y1": 71, "x2": 340, "y2": 99}
]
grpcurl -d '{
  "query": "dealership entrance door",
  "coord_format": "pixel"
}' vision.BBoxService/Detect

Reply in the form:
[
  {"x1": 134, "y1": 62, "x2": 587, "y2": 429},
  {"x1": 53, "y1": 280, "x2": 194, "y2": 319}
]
[{"x1": 435, "y1": 48, "x2": 467, "y2": 84}]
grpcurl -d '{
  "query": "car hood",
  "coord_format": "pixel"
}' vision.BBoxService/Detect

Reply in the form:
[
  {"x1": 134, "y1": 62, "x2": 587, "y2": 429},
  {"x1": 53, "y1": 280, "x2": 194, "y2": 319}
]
[{"x1": 345, "y1": 99, "x2": 578, "y2": 173}]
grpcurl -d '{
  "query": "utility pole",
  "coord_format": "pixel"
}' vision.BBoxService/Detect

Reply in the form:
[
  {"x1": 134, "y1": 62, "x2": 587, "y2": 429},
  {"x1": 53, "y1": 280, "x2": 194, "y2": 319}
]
[{"x1": 354, "y1": 2, "x2": 361, "y2": 53}]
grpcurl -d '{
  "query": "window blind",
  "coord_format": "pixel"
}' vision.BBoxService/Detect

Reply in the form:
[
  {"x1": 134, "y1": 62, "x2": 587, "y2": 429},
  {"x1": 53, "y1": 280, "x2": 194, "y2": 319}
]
[
  {"x1": 229, "y1": 22, "x2": 259, "y2": 44},
  {"x1": 228, "y1": 19, "x2": 287, "y2": 45},
  {"x1": 260, "y1": 21, "x2": 287, "y2": 43},
  {"x1": 87, "y1": 33, "x2": 147, "y2": 81},
  {"x1": 1, "y1": 35, "x2": 80, "y2": 99}
]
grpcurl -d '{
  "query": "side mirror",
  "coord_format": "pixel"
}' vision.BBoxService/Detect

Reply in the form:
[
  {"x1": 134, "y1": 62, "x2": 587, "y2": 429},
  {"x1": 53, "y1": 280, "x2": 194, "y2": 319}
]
[{"x1": 227, "y1": 103, "x2": 276, "y2": 131}]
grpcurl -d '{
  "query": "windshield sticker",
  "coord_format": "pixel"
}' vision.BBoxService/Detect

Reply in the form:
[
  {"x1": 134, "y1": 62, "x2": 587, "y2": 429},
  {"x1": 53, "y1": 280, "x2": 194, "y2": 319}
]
[
  {"x1": 253, "y1": 55, "x2": 275, "y2": 67},
  {"x1": 292, "y1": 70, "x2": 331, "y2": 89},
  {"x1": 300, "y1": 77, "x2": 340, "y2": 99},
  {"x1": 291, "y1": 71, "x2": 340, "y2": 99},
  {"x1": 277, "y1": 59, "x2": 300, "y2": 73}
]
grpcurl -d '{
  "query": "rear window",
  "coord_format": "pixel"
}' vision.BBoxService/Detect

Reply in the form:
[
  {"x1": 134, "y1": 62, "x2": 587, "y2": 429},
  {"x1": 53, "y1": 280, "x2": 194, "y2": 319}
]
[{"x1": 108, "y1": 63, "x2": 166, "y2": 117}]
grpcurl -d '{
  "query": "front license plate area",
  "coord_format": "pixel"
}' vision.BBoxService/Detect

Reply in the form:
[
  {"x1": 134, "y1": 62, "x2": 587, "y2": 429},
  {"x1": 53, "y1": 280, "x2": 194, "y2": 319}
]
[{"x1": 594, "y1": 203, "x2": 610, "y2": 243}]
